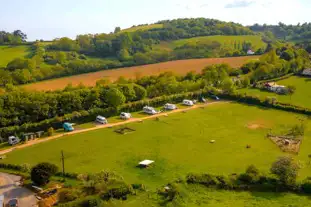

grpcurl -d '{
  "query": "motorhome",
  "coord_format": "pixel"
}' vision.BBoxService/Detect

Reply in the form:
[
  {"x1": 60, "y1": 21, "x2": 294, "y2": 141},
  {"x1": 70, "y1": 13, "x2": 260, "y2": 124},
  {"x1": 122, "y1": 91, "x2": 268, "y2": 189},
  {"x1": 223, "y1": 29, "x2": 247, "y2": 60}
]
[
  {"x1": 96, "y1": 116, "x2": 108, "y2": 124},
  {"x1": 182, "y1": 100, "x2": 194, "y2": 106},
  {"x1": 164, "y1": 103, "x2": 177, "y2": 110},
  {"x1": 143, "y1": 106, "x2": 158, "y2": 115},
  {"x1": 8, "y1": 136, "x2": 20, "y2": 145},
  {"x1": 63, "y1": 122, "x2": 74, "y2": 132},
  {"x1": 120, "y1": 112, "x2": 132, "y2": 120}
]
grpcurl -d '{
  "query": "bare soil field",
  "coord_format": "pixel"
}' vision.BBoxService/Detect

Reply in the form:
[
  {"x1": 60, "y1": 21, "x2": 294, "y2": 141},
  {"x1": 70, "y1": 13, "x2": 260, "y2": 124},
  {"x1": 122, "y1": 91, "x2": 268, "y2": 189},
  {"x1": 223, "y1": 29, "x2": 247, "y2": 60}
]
[{"x1": 23, "y1": 56, "x2": 259, "y2": 91}]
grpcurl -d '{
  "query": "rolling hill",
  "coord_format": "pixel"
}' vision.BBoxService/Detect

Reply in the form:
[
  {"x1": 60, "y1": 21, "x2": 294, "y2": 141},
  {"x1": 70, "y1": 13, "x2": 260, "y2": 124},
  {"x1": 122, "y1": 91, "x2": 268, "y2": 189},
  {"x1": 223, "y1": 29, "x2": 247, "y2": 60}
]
[{"x1": 0, "y1": 45, "x2": 31, "y2": 67}]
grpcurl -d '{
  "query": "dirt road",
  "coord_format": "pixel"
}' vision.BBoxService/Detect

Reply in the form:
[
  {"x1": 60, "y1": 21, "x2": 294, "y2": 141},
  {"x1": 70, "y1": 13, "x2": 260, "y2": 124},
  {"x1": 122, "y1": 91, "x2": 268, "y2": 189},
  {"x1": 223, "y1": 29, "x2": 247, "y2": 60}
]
[
  {"x1": 0, "y1": 101, "x2": 227, "y2": 155},
  {"x1": 0, "y1": 173, "x2": 37, "y2": 206}
]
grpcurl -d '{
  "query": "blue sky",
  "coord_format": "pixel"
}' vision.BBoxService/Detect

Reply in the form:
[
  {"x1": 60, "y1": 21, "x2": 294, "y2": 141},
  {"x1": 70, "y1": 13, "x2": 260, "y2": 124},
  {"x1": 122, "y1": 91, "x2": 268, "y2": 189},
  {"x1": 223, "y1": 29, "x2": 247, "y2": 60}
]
[{"x1": 1, "y1": 0, "x2": 311, "y2": 40}]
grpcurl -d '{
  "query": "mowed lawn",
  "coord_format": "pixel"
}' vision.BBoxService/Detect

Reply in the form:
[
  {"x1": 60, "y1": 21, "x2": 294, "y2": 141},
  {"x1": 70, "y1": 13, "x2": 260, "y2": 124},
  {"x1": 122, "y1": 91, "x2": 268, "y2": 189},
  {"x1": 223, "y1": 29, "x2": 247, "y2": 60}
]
[
  {"x1": 240, "y1": 76, "x2": 311, "y2": 109},
  {"x1": 2, "y1": 103, "x2": 311, "y2": 189},
  {"x1": 0, "y1": 45, "x2": 30, "y2": 67},
  {"x1": 156, "y1": 35, "x2": 266, "y2": 51}
]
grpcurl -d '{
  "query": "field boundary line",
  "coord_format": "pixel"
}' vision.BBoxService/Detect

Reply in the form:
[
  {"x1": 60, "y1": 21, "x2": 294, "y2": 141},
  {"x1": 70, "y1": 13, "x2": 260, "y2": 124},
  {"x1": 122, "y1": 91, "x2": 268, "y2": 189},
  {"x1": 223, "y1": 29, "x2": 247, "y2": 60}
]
[{"x1": 0, "y1": 101, "x2": 229, "y2": 155}]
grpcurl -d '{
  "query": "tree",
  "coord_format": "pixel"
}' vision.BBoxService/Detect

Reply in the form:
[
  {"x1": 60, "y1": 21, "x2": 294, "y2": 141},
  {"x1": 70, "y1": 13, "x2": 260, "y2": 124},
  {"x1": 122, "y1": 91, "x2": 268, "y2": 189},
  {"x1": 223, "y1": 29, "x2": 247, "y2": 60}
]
[
  {"x1": 31, "y1": 162, "x2": 58, "y2": 186},
  {"x1": 241, "y1": 77, "x2": 250, "y2": 88},
  {"x1": 104, "y1": 88, "x2": 126, "y2": 108},
  {"x1": 114, "y1": 27, "x2": 121, "y2": 34},
  {"x1": 221, "y1": 78, "x2": 235, "y2": 94},
  {"x1": 270, "y1": 156, "x2": 299, "y2": 186},
  {"x1": 133, "y1": 84, "x2": 147, "y2": 100},
  {"x1": 13, "y1": 30, "x2": 27, "y2": 41},
  {"x1": 287, "y1": 85, "x2": 296, "y2": 100}
]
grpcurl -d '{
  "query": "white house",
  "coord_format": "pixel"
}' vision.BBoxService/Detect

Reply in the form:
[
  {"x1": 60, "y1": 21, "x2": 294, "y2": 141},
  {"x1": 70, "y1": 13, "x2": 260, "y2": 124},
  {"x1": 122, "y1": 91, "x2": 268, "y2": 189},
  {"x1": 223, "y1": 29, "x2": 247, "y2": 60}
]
[
  {"x1": 302, "y1": 68, "x2": 311, "y2": 76},
  {"x1": 247, "y1": 50, "x2": 255, "y2": 55}
]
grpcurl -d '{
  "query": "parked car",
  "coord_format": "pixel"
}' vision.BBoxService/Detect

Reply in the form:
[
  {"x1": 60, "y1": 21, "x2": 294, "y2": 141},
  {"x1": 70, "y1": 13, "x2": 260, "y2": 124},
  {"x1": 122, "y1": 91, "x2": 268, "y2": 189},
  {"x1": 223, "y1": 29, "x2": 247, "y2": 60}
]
[
  {"x1": 8, "y1": 136, "x2": 20, "y2": 146},
  {"x1": 7, "y1": 198, "x2": 18, "y2": 207},
  {"x1": 182, "y1": 100, "x2": 194, "y2": 106},
  {"x1": 63, "y1": 122, "x2": 74, "y2": 132},
  {"x1": 143, "y1": 106, "x2": 158, "y2": 115},
  {"x1": 120, "y1": 112, "x2": 132, "y2": 120},
  {"x1": 96, "y1": 116, "x2": 108, "y2": 124},
  {"x1": 164, "y1": 103, "x2": 177, "y2": 110}
]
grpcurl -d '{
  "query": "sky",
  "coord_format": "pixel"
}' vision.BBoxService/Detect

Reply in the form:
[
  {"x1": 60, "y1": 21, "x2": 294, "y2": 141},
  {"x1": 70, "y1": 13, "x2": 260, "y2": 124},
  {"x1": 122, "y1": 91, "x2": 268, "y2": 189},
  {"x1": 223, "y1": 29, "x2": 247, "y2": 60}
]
[{"x1": 1, "y1": 0, "x2": 311, "y2": 41}]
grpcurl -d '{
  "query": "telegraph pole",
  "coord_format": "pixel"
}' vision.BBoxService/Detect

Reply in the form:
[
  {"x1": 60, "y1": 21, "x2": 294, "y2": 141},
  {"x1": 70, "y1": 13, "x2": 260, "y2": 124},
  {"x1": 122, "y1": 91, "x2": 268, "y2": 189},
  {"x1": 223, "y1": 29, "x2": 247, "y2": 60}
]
[{"x1": 61, "y1": 150, "x2": 65, "y2": 180}]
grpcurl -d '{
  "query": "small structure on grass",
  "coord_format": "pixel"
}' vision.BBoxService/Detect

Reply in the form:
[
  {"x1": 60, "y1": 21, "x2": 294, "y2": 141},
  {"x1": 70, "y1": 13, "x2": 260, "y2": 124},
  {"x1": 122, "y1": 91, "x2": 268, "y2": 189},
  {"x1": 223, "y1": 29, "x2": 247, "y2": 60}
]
[
  {"x1": 302, "y1": 68, "x2": 311, "y2": 76},
  {"x1": 210, "y1": 140, "x2": 215, "y2": 143},
  {"x1": 138, "y1": 160, "x2": 154, "y2": 168},
  {"x1": 114, "y1": 127, "x2": 136, "y2": 135},
  {"x1": 267, "y1": 134, "x2": 302, "y2": 154}
]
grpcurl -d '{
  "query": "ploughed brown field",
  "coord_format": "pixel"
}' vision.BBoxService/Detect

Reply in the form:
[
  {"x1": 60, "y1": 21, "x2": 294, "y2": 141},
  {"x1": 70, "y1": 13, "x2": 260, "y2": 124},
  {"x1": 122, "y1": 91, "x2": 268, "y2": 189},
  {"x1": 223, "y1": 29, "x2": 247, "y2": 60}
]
[{"x1": 23, "y1": 56, "x2": 260, "y2": 91}]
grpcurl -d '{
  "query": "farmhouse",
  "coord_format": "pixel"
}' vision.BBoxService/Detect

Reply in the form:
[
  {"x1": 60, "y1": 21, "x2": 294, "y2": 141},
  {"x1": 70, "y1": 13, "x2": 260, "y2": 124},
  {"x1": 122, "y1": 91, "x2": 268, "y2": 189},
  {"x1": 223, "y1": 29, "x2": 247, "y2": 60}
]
[
  {"x1": 302, "y1": 68, "x2": 311, "y2": 76},
  {"x1": 264, "y1": 82, "x2": 287, "y2": 94}
]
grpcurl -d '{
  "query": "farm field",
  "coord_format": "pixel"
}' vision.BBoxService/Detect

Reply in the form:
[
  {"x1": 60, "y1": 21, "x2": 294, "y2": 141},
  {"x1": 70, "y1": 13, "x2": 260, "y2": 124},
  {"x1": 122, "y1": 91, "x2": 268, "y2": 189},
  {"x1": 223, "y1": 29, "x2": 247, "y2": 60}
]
[
  {"x1": 239, "y1": 76, "x2": 311, "y2": 109},
  {"x1": 2, "y1": 103, "x2": 311, "y2": 189},
  {"x1": 22, "y1": 56, "x2": 259, "y2": 91},
  {"x1": 0, "y1": 45, "x2": 31, "y2": 67},
  {"x1": 119, "y1": 24, "x2": 163, "y2": 33},
  {"x1": 154, "y1": 35, "x2": 266, "y2": 51}
]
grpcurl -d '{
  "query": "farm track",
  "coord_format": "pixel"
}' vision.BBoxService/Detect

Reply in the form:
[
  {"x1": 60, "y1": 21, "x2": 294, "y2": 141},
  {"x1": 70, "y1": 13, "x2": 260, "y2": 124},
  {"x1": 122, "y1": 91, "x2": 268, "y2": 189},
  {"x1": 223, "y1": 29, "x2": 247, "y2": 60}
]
[
  {"x1": 22, "y1": 56, "x2": 260, "y2": 91},
  {"x1": 0, "y1": 101, "x2": 228, "y2": 155}
]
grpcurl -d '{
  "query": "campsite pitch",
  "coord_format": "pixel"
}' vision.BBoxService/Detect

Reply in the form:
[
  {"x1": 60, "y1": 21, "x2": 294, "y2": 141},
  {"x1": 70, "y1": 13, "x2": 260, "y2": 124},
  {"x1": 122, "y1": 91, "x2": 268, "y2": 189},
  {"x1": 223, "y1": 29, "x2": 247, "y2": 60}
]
[{"x1": 2, "y1": 103, "x2": 311, "y2": 189}]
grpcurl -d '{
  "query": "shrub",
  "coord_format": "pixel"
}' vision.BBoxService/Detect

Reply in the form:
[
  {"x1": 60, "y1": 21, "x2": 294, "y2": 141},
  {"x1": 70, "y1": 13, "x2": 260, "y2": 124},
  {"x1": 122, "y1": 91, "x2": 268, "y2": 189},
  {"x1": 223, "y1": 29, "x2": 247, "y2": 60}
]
[
  {"x1": 57, "y1": 196, "x2": 102, "y2": 207},
  {"x1": 58, "y1": 189, "x2": 79, "y2": 203},
  {"x1": 20, "y1": 163, "x2": 31, "y2": 173},
  {"x1": 47, "y1": 127, "x2": 54, "y2": 136},
  {"x1": 301, "y1": 180, "x2": 311, "y2": 194},
  {"x1": 31, "y1": 162, "x2": 58, "y2": 186}
]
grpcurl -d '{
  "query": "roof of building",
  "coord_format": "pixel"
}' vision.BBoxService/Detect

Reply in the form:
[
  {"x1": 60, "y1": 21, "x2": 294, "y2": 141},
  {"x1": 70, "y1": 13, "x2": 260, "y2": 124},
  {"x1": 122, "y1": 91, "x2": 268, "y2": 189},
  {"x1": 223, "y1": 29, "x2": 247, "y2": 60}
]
[{"x1": 139, "y1": 160, "x2": 154, "y2": 166}]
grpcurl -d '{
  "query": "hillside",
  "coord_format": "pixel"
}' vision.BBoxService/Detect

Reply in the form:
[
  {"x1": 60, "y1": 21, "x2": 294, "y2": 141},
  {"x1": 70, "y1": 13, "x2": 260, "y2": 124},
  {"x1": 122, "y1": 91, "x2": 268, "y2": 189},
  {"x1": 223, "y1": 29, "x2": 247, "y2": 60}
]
[
  {"x1": 0, "y1": 45, "x2": 31, "y2": 67},
  {"x1": 22, "y1": 56, "x2": 259, "y2": 91},
  {"x1": 119, "y1": 24, "x2": 163, "y2": 33}
]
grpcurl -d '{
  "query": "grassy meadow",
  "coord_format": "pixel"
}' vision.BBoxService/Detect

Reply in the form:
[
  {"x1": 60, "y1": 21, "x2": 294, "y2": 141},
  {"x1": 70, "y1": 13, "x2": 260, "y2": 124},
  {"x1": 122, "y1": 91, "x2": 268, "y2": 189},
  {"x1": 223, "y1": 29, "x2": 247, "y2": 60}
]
[
  {"x1": 240, "y1": 76, "x2": 311, "y2": 109},
  {"x1": 0, "y1": 45, "x2": 31, "y2": 67},
  {"x1": 154, "y1": 35, "x2": 266, "y2": 52},
  {"x1": 2, "y1": 103, "x2": 311, "y2": 189},
  {"x1": 119, "y1": 24, "x2": 163, "y2": 33}
]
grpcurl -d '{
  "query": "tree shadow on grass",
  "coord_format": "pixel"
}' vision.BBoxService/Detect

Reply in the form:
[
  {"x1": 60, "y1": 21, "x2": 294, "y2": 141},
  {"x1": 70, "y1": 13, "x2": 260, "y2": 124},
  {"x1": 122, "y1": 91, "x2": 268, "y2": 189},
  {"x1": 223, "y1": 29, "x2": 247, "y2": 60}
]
[{"x1": 250, "y1": 191, "x2": 286, "y2": 199}]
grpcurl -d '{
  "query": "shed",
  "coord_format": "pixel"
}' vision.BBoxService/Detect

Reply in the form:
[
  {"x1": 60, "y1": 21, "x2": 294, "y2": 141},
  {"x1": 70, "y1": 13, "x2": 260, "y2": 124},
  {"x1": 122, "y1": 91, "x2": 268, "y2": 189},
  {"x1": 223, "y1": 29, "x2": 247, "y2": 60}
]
[
  {"x1": 23, "y1": 132, "x2": 36, "y2": 141},
  {"x1": 138, "y1": 160, "x2": 154, "y2": 168},
  {"x1": 36, "y1": 131, "x2": 45, "y2": 138}
]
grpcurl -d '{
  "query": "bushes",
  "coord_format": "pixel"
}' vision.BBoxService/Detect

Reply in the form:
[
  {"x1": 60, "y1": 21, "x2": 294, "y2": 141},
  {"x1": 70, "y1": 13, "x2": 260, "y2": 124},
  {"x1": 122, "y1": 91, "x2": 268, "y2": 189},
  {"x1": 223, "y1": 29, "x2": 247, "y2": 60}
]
[
  {"x1": 301, "y1": 180, "x2": 311, "y2": 194},
  {"x1": 31, "y1": 162, "x2": 58, "y2": 186},
  {"x1": 58, "y1": 189, "x2": 79, "y2": 203},
  {"x1": 57, "y1": 196, "x2": 102, "y2": 207}
]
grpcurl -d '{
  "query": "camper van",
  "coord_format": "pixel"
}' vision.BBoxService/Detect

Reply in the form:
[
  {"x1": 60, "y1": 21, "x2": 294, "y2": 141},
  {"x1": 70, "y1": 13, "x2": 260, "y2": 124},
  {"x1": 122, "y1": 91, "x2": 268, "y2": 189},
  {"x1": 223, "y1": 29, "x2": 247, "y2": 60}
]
[
  {"x1": 63, "y1": 122, "x2": 74, "y2": 132},
  {"x1": 8, "y1": 136, "x2": 20, "y2": 146},
  {"x1": 96, "y1": 116, "x2": 108, "y2": 124},
  {"x1": 120, "y1": 112, "x2": 131, "y2": 120},
  {"x1": 143, "y1": 106, "x2": 158, "y2": 115},
  {"x1": 164, "y1": 103, "x2": 177, "y2": 110},
  {"x1": 182, "y1": 100, "x2": 194, "y2": 106}
]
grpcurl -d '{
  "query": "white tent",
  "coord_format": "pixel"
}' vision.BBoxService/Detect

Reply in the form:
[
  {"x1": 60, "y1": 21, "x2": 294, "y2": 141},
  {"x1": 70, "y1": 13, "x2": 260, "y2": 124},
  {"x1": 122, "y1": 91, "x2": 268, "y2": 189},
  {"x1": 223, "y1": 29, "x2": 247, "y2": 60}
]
[{"x1": 139, "y1": 160, "x2": 154, "y2": 167}]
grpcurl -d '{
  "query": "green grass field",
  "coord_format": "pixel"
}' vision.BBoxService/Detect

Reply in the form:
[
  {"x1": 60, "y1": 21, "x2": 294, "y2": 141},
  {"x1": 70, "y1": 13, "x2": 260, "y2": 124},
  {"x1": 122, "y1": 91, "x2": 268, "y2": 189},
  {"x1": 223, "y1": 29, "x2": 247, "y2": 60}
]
[
  {"x1": 0, "y1": 45, "x2": 31, "y2": 67},
  {"x1": 2, "y1": 103, "x2": 311, "y2": 189},
  {"x1": 240, "y1": 76, "x2": 311, "y2": 109},
  {"x1": 154, "y1": 35, "x2": 266, "y2": 52},
  {"x1": 119, "y1": 24, "x2": 163, "y2": 33}
]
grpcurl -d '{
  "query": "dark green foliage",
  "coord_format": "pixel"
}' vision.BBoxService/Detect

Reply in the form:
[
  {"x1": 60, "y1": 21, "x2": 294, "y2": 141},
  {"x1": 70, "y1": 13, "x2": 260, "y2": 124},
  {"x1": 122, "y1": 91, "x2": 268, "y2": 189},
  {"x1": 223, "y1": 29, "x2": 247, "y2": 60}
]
[
  {"x1": 30, "y1": 162, "x2": 58, "y2": 186},
  {"x1": 301, "y1": 180, "x2": 311, "y2": 194},
  {"x1": 271, "y1": 156, "x2": 299, "y2": 186},
  {"x1": 57, "y1": 196, "x2": 102, "y2": 207}
]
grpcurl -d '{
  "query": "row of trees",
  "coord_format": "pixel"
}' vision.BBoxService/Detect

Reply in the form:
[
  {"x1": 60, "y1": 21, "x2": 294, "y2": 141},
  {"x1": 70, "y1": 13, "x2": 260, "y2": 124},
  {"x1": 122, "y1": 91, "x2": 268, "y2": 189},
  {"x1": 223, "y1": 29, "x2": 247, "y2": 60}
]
[
  {"x1": 250, "y1": 22, "x2": 311, "y2": 41},
  {"x1": 0, "y1": 30, "x2": 27, "y2": 44}
]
